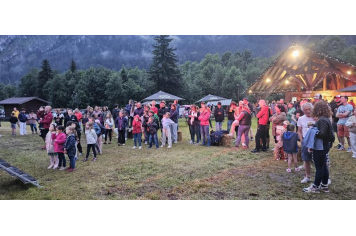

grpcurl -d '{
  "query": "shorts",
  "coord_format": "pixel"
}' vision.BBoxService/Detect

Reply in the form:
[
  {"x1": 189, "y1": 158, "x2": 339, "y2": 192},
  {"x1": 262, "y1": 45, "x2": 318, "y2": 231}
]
[
  {"x1": 302, "y1": 146, "x2": 313, "y2": 162},
  {"x1": 337, "y1": 124, "x2": 349, "y2": 137},
  {"x1": 11, "y1": 124, "x2": 16, "y2": 129},
  {"x1": 332, "y1": 121, "x2": 337, "y2": 133}
]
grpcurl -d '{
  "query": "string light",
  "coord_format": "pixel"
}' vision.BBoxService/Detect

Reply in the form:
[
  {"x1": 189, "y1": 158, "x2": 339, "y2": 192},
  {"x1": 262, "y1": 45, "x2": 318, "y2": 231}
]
[
  {"x1": 266, "y1": 78, "x2": 271, "y2": 83},
  {"x1": 347, "y1": 70, "x2": 352, "y2": 75},
  {"x1": 292, "y1": 50, "x2": 300, "y2": 57}
]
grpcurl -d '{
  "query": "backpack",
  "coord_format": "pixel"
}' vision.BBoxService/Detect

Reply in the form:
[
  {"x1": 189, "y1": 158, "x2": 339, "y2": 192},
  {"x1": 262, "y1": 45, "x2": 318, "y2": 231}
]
[{"x1": 210, "y1": 130, "x2": 229, "y2": 145}]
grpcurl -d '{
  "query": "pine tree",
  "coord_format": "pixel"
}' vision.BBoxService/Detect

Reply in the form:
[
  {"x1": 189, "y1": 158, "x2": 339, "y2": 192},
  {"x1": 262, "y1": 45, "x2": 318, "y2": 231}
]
[
  {"x1": 70, "y1": 59, "x2": 77, "y2": 73},
  {"x1": 149, "y1": 35, "x2": 182, "y2": 94},
  {"x1": 37, "y1": 59, "x2": 53, "y2": 99},
  {"x1": 120, "y1": 66, "x2": 128, "y2": 83}
]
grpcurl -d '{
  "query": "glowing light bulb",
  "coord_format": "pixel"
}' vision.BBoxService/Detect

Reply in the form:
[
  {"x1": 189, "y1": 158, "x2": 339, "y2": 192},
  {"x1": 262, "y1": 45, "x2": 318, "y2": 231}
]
[
  {"x1": 266, "y1": 78, "x2": 271, "y2": 83},
  {"x1": 249, "y1": 90, "x2": 252, "y2": 93},
  {"x1": 347, "y1": 70, "x2": 352, "y2": 75},
  {"x1": 286, "y1": 80, "x2": 290, "y2": 84},
  {"x1": 292, "y1": 50, "x2": 299, "y2": 57}
]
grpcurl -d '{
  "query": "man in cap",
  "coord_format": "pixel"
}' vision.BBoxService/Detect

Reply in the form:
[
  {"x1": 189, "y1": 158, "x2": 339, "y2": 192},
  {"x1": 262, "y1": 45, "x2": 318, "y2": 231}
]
[
  {"x1": 313, "y1": 93, "x2": 322, "y2": 104},
  {"x1": 336, "y1": 96, "x2": 353, "y2": 151}
]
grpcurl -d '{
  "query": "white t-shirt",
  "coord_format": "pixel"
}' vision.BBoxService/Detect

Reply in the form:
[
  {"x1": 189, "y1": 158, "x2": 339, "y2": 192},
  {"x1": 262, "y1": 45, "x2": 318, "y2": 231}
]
[{"x1": 297, "y1": 115, "x2": 316, "y2": 138}]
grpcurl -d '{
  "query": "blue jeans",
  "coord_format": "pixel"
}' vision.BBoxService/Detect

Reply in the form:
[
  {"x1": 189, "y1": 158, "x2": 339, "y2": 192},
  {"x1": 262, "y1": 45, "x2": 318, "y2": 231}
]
[
  {"x1": 236, "y1": 125, "x2": 250, "y2": 147},
  {"x1": 190, "y1": 125, "x2": 200, "y2": 143},
  {"x1": 149, "y1": 133, "x2": 159, "y2": 148},
  {"x1": 313, "y1": 143, "x2": 330, "y2": 186},
  {"x1": 68, "y1": 155, "x2": 75, "y2": 169},
  {"x1": 200, "y1": 125, "x2": 211, "y2": 146},
  {"x1": 215, "y1": 122, "x2": 223, "y2": 131},
  {"x1": 30, "y1": 124, "x2": 37, "y2": 133},
  {"x1": 227, "y1": 120, "x2": 233, "y2": 132},
  {"x1": 134, "y1": 133, "x2": 142, "y2": 147}
]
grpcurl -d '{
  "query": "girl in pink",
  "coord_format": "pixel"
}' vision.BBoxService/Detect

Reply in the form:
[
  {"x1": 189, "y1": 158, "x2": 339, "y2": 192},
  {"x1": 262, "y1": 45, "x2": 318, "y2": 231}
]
[
  {"x1": 46, "y1": 123, "x2": 58, "y2": 169},
  {"x1": 52, "y1": 125, "x2": 67, "y2": 170},
  {"x1": 198, "y1": 102, "x2": 211, "y2": 147}
]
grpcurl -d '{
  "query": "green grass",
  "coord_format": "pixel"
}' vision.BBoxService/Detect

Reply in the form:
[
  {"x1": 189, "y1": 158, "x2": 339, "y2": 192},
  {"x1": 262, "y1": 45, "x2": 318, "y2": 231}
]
[{"x1": 0, "y1": 118, "x2": 355, "y2": 200}]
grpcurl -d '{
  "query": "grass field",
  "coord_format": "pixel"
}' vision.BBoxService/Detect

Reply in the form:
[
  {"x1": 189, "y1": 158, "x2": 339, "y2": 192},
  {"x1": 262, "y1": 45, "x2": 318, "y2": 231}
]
[{"x1": 0, "y1": 118, "x2": 355, "y2": 200}]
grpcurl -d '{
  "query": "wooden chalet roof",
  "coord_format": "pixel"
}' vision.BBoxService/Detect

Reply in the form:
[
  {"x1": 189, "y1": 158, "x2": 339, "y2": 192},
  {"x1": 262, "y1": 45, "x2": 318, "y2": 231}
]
[
  {"x1": 246, "y1": 43, "x2": 356, "y2": 98},
  {"x1": 0, "y1": 97, "x2": 49, "y2": 105}
]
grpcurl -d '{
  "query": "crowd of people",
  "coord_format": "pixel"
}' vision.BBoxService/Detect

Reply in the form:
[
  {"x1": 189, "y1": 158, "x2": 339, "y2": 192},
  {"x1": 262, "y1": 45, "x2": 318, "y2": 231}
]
[{"x1": 2, "y1": 93, "x2": 356, "y2": 193}]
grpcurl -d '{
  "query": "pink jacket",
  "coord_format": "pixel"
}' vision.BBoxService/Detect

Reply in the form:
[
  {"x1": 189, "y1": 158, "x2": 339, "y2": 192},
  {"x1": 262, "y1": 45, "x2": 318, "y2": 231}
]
[
  {"x1": 52, "y1": 132, "x2": 66, "y2": 153},
  {"x1": 198, "y1": 110, "x2": 211, "y2": 126},
  {"x1": 45, "y1": 131, "x2": 55, "y2": 154}
]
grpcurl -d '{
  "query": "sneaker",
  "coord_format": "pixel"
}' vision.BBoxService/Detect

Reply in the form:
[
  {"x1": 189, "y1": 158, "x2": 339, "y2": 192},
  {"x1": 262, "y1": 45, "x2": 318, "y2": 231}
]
[
  {"x1": 303, "y1": 184, "x2": 320, "y2": 193},
  {"x1": 251, "y1": 149, "x2": 259, "y2": 153},
  {"x1": 352, "y1": 155, "x2": 356, "y2": 158},
  {"x1": 59, "y1": 167, "x2": 66, "y2": 171},
  {"x1": 139, "y1": 146, "x2": 142, "y2": 149},
  {"x1": 334, "y1": 143, "x2": 342, "y2": 149},
  {"x1": 242, "y1": 143, "x2": 246, "y2": 147},
  {"x1": 174, "y1": 141, "x2": 178, "y2": 144},
  {"x1": 286, "y1": 168, "x2": 291, "y2": 173},
  {"x1": 319, "y1": 184, "x2": 330, "y2": 193},
  {"x1": 271, "y1": 148, "x2": 275, "y2": 151},
  {"x1": 132, "y1": 146, "x2": 137, "y2": 149},
  {"x1": 122, "y1": 144, "x2": 125, "y2": 146},
  {"x1": 103, "y1": 142, "x2": 107, "y2": 144},
  {"x1": 53, "y1": 166, "x2": 58, "y2": 170},
  {"x1": 83, "y1": 158, "x2": 88, "y2": 162},
  {"x1": 92, "y1": 157, "x2": 97, "y2": 162},
  {"x1": 47, "y1": 165, "x2": 54, "y2": 169},
  {"x1": 67, "y1": 168, "x2": 75, "y2": 173},
  {"x1": 295, "y1": 167, "x2": 301, "y2": 172},
  {"x1": 250, "y1": 137, "x2": 254, "y2": 141},
  {"x1": 328, "y1": 179, "x2": 331, "y2": 185},
  {"x1": 79, "y1": 153, "x2": 83, "y2": 156},
  {"x1": 195, "y1": 143, "x2": 199, "y2": 146},
  {"x1": 338, "y1": 145, "x2": 345, "y2": 151},
  {"x1": 347, "y1": 147, "x2": 352, "y2": 152},
  {"x1": 148, "y1": 146, "x2": 152, "y2": 149},
  {"x1": 160, "y1": 145, "x2": 164, "y2": 148},
  {"x1": 188, "y1": 140, "x2": 193, "y2": 144},
  {"x1": 301, "y1": 177, "x2": 311, "y2": 183},
  {"x1": 144, "y1": 141, "x2": 148, "y2": 145},
  {"x1": 167, "y1": 146, "x2": 172, "y2": 148}
]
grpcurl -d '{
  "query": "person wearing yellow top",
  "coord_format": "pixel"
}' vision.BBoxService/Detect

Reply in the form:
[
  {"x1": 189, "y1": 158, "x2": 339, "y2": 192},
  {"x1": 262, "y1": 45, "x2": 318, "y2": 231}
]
[{"x1": 13, "y1": 107, "x2": 19, "y2": 118}]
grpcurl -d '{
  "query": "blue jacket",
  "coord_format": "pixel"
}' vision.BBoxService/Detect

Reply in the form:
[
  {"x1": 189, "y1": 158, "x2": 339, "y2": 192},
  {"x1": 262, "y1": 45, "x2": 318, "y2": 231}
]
[
  {"x1": 18, "y1": 113, "x2": 27, "y2": 122},
  {"x1": 115, "y1": 116, "x2": 128, "y2": 130},
  {"x1": 282, "y1": 131, "x2": 298, "y2": 154},
  {"x1": 302, "y1": 127, "x2": 323, "y2": 151},
  {"x1": 125, "y1": 104, "x2": 132, "y2": 116},
  {"x1": 64, "y1": 134, "x2": 76, "y2": 157},
  {"x1": 93, "y1": 123, "x2": 101, "y2": 136}
]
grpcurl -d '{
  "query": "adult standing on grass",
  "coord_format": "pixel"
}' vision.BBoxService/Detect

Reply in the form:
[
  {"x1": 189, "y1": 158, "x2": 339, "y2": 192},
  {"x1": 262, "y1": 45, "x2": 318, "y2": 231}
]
[
  {"x1": 170, "y1": 104, "x2": 179, "y2": 143},
  {"x1": 198, "y1": 102, "x2": 211, "y2": 147},
  {"x1": 134, "y1": 102, "x2": 144, "y2": 117},
  {"x1": 251, "y1": 100, "x2": 269, "y2": 153},
  {"x1": 74, "y1": 108, "x2": 83, "y2": 129},
  {"x1": 158, "y1": 101, "x2": 169, "y2": 132},
  {"x1": 39, "y1": 106, "x2": 53, "y2": 149},
  {"x1": 18, "y1": 108, "x2": 28, "y2": 135},
  {"x1": 13, "y1": 107, "x2": 20, "y2": 128},
  {"x1": 150, "y1": 100, "x2": 158, "y2": 114},
  {"x1": 188, "y1": 105, "x2": 200, "y2": 145},
  {"x1": 303, "y1": 101, "x2": 334, "y2": 193},
  {"x1": 336, "y1": 96, "x2": 353, "y2": 152},
  {"x1": 269, "y1": 104, "x2": 287, "y2": 145},
  {"x1": 226, "y1": 102, "x2": 237, "y2": 132},
  {"x1": 234, "y1": 103, "x2": 252, "y2": 149},
  {"x1": 330, "y1": 95, "x2": 342, "y2": 149},
  {"x1": 297, "y1": 102, "x2": 315, "y2": 184},
  {"x1": 214, "y1": 102, "x2": 225, "y2": 131},
  {"x1": 53, "y1": 109, "x2": 64, "y2": 126},
  {"x1": 28, "y1": 110, "x2": 38, "y2": 134}
]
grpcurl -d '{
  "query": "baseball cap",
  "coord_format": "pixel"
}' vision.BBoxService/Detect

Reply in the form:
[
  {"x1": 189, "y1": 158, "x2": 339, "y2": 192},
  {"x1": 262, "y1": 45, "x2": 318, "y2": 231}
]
[
  {"x1": 243, "y1": 97, "x2": 248, "y2": 101},
  {"x1": 335, "y1": 95, "x2": 341, "y2": 98},
  {"x1": 314, "y1": 93, "x2": 322, "y2": 99}
]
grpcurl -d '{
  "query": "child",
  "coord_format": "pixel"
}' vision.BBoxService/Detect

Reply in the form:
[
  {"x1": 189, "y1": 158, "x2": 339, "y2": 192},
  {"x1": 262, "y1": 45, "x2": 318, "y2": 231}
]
[
  {"x1": 282, "y1": 124, "x2": 300, "y2": 172},
  {"x1": 132, "y1": 115, "x2": 142, "y2": 149},
  {"x1": 84, "y1": 122, "x2": 98, "y2": 162},
  {"x1": 145, "y1": 117, "x2": 159, "y2": 149},
  {"x1": 273, "y1": 120, "x2": 289, "y2": 161},
  {"x1": 346, "y1": 108, "x2": 356, "y2": 158},
  {"x1": 64, "y1": 126, "x2": 77, "y2": 172},
  {"x1": 9, "y1": 112, "x2": 18, "y2": 136},
  {"x1": 115, "y1": 111, "x2": 128, "y2": 146},
  {"x1": 45, "y1": 123, "x2": 58, "y2": 169},
  {"x1": 161, "y1": 112, "x2": 175, "y2": 148},
  {"x1": 18, "y1": 108, "x2": 28, "y2": 135},
  {"x1": 66, "y1": 121, "x2": 81, "y2": 160},
  {"x1": 52, "y1": 125, "x2": 67, "y2": 170},
  {"x1": 104, "y1": 113, "x2": 114, "y2": 144},
  {"x1": 93, "y1": 117, "x2": 103, "y2": 154}
]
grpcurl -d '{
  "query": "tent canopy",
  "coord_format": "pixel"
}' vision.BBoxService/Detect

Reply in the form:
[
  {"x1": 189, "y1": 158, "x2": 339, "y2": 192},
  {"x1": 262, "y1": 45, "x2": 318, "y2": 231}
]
[
  {"x1": 141, "y1": 91, "x2": 184, "y2": 102},
  {"x1": 339, "y1": 85, "x2": 356, "y2": 92},
  {"x1": 196, "y1": 94, "x2": 227, "y2": 103},
  {"x1": 207, "y1": 99, "x2": 232, "y2": 106}
]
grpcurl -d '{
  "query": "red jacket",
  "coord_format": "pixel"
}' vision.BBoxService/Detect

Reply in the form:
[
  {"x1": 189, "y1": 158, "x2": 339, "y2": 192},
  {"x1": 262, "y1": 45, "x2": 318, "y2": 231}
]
[
  {"x1": 75, "y1": 112, "x2": 82, "y2": 122},
  {"x1": 257, "y1": 105, "x2": 269, "y2": 125},
  {"x1": 132, "y1": 116, "x2": 142, "y2": 134},
  {"x1": 40, "y1": 112, "x2": 53, "y2": 129},
  {"x1": 198, "y1": 110, "x2": 211, "y2": 126},
  {"x1": 52, "y1": 132, "x2": 66, "y2": 153}
]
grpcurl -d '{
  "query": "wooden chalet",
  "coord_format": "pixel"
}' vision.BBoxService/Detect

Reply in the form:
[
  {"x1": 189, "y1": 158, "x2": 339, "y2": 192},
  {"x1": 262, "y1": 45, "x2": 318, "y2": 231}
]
[
  {"x1": 0, "y1": 97, "x2": 50, "y2": 118},
  {"x1": 246, "y1": 44, "x2": 356, "y2": 102}
]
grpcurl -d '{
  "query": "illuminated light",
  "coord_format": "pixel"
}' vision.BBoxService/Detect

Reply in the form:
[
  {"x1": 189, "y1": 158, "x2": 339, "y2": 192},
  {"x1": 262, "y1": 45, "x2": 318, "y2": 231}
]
[
  {"x1": 266, "y1": 78, "x2": 271, "y2": 83},
  {"x1": 285, "y1": 80, "x2": 290, "y2": 84},
  {"x1": 249, "y1": 90, "x2": 252, "y2": 93},
  {"x1": 292, "y1": 50, "x2": 300, "y2": 57},
  {"x1": 347, "y1": 70, "x2": 352, "y2": 75}
]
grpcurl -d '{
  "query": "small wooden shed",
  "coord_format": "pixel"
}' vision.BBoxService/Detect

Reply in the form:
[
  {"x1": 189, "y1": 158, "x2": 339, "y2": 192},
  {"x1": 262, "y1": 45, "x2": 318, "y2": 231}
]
[{"x1": 0, "y1": 97, "x2": 50, "y2": 118}]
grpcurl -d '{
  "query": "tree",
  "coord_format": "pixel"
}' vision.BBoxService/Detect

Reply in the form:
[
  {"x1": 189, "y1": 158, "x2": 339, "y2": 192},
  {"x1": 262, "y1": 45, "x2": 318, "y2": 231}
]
[
  {"x1": 149, "y1": 35, "x2": 182, "y2": 94},
  {"x1": 5, "y1": 84, "x2": 17, "y2": 98},
  {"x1": 310, "y1": 36, "x2": 347, "y2": 57},
  {"x1": 18, "y1": 68, "x2": 39, "y2": 97},
  {"x1": 70, "y1": 59, "x2": 77, "y2": 73},
  {"x1": 120, "y1": 66, "x2": 128, "y2": 83},
  {"x1": 37, "y1": 59, "x2": 53, "y2": 99}
]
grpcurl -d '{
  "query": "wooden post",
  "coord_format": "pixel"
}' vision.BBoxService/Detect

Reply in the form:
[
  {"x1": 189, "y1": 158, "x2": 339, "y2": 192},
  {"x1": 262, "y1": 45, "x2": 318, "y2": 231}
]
[
  {"x1": 336, "y1": 75, "x2": 340, "y2": 91},
  {"x1": 323, "y1": 76, "x2": 326, "y2": 91}
]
